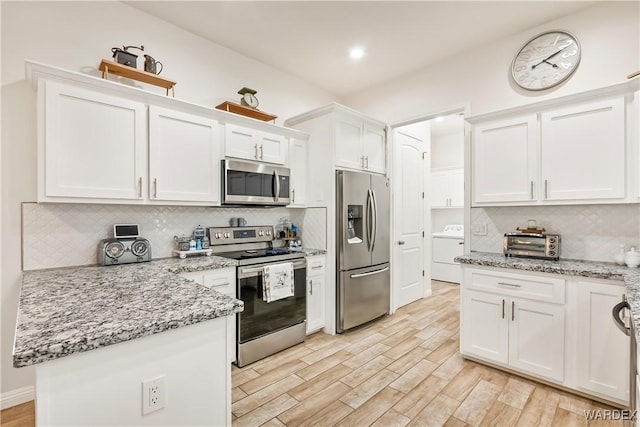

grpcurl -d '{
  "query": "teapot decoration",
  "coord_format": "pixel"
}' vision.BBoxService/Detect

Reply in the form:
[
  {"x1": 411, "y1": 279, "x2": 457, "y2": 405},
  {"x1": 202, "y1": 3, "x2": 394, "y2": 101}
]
[{"x1": 143, "y1": 54, "x2": 163, "y2": 75}]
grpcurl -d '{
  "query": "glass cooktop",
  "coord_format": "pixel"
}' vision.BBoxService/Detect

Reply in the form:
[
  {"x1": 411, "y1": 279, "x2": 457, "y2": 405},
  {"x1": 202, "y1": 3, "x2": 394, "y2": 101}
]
[{"x1": 217, "y1": 247, "x2": 305, "y2": 265}]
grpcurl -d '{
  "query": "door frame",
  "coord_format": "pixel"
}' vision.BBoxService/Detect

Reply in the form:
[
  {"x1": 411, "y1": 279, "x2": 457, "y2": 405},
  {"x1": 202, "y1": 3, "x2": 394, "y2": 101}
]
[{"x1": 388, "y1": 104, "x2": 470, "y2": 313}]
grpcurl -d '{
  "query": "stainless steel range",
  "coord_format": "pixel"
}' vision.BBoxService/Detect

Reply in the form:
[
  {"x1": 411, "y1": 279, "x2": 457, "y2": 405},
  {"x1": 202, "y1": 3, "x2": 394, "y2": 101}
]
[{"x1": 207, "y1": 226, "x2": 306, "y2": 367}]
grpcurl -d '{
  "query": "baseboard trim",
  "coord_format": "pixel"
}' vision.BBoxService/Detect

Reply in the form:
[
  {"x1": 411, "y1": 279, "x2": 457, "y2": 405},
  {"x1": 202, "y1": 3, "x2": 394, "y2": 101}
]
[{"x1": 1, "y1": 385, "x2": 34, "y2": 410}]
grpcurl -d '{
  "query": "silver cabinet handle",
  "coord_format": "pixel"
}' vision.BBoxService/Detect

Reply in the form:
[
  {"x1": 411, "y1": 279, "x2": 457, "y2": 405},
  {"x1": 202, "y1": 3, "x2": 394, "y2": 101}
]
[
  {"x1": 350, "y1": 266, "x2": 389, "y2": 279},
  {"x1": 153, "y1": 178, "x2": 157, "y2": 198},
  {"x1": 458, "y1": 241, "x2": 464, "y2": 245},
  {"x1": 260, "y1": 144, "x2": 264, "y2": 160},
  {"x1": 292, "y1": 189, "x2": 296, "y2": 203},
  {"x1": 530, "y1": 181, "x2": 534, "y2": 200},
  {"x1": 498, "y1": 282, "x2": 521, "y2": 288},
  {"x1": 138, "y1": 177, "x2": 142, "y2": 198},
  {"x1": 512, "y1": 301, "x2": 515, "y2": 321},
  {"x1": 502, "y1": 299, "x2": 505, "y2": 319},
  {"x1": 365, "y1": 156, "x2": 369, "y2": 169},
  {"x1": 311, "y1": 265, "x2": 323, "y2": 270},
  {"x1": 254, "y1": 144, "x2": 259, "y2": 159},
  {"x1": 544, "y1": 179, "x2": 548, "y2": 199},
  {"x1": 398, "y1": 241, "x2": 406, "y2": 245},
  {"x1": 361, "y1": 156, "x2": 365, "y2": 168},
  {"x1": 309, "y1": 279, "x2": 313, "y2": 295}
]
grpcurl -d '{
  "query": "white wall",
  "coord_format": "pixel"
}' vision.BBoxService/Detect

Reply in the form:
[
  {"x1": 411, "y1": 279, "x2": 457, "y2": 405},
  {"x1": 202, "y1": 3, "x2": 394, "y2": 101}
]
[
  {"x1": 342, "y1": 2, "x2": 640, "y2": 121},
  {"x1": 0, "y1": 1, "x2": 335, "y2": 403},
  {"x1": 431, "y1": 132, "x2": 464, "y2": 170}
]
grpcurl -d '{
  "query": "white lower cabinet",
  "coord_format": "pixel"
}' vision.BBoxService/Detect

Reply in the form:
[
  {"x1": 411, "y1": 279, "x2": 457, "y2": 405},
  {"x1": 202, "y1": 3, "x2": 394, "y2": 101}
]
[
  {"x1": 461, "y1": 266, "x2": 630, "y2": 405},
  {"x1": 574, "y1": 280, "x2": 629, "y2": 403},
  {"x1": 306, "y1": 255, "x2": 326, "y2": 334},
  {"x1": 461, "y1": 289, "x2": 564, "y2": 382},
  {"x1": 179, "y1": 267, "x2": 236, "y2": 363}
]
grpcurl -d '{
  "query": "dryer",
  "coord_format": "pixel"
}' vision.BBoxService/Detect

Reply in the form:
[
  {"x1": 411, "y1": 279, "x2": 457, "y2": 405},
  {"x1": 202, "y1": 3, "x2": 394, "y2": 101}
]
[{"x1": 432, "y1": 225, "x2": 464, "y2": 283}]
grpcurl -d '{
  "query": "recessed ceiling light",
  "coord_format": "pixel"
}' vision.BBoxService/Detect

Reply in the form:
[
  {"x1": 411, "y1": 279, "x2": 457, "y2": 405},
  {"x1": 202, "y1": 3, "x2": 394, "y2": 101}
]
[{"x1": 349, "y1": 47, "x2": 365, "y2": 60}]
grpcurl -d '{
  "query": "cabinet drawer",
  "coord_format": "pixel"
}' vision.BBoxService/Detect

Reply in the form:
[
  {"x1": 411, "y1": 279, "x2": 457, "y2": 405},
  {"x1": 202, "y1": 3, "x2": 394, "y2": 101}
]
[
  {"x1": 464, "y1": 268, "x2": 565, "y2": 304},
  {"x1": 307, "y1": 256, "x2": 326, "y2": 277},
  {"x1": 202, "y1": 267, "x2": 235, "y2": 294}
]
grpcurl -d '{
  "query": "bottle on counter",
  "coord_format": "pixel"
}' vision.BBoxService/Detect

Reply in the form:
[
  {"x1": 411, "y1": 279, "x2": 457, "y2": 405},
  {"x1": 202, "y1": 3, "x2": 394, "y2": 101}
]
[
  {"x1": 189, "y1": 238, "x2": 196, "y2": 251},
  {"x1": 202, "y1": 236, "x2": 210, "y2": 249},
  {"x1": 196, "y1": 239, "x2": 202, "y2": 250},
  {"x1": 615, "y1": 245, "x2": 626, "y2": 265},
  {"x1": 625, "y1": 247, "x2": 640, "y2": 268}
]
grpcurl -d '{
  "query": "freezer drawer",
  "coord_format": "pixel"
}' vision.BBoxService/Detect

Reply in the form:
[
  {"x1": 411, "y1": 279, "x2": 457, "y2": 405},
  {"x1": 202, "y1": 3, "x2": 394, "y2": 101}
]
[{"x1": 337, "y1": 263, "x2": 390, "y2": 333}]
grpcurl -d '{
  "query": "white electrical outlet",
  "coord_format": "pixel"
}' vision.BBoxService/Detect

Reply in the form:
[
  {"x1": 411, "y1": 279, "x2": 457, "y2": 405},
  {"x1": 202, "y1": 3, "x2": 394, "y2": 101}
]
[
  {"x1": 472, "y1": 223, "x2": 488, "y2": 236},
  {"x1": 142, "y1": 375, "x2": 166, "y2": 415}
]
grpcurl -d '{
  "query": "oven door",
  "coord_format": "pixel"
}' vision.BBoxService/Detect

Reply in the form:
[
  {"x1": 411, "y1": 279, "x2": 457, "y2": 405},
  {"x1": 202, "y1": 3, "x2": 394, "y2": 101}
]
[
  {"x1": 223, "y1": 159, "x2": 290, "y2": 205},
  {"x1": 237, "y1": 259, "x2": 306, "y2": 344}
]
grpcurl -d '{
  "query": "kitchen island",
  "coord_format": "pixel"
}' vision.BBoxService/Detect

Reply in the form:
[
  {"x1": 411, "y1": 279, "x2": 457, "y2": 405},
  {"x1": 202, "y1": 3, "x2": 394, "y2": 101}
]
[
  {"x1": 14, "y1": 256, "x2": 243, "y2": 426},
  {"x1": 456, "y1": 251, "x2": 640, "y2": 407}
]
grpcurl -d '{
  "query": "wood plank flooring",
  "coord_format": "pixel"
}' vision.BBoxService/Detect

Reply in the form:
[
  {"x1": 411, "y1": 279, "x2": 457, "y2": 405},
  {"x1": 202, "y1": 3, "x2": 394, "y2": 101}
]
[
  {"x1": 231, "y1": 281, "x2": 622, "y2": 427},
  {"x1": 0, "y1": 281, "x2": 624, "y2": 427}
]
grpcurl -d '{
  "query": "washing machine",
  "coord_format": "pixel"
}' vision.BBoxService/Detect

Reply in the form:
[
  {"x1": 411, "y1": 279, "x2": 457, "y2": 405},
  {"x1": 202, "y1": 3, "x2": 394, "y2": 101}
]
[{"x1": 432, "y1": 224, "x2": 464, "y2": 283}]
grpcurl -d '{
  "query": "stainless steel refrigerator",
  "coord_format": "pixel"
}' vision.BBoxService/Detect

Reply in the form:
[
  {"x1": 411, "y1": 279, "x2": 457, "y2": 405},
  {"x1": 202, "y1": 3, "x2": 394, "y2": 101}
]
[{"x1": 336, "y1": 170, "x2": 390, "y2": 333}]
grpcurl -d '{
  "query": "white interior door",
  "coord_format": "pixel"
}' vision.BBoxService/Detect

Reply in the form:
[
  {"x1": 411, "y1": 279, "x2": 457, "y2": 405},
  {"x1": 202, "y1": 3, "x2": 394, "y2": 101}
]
[{"x1": 392, "y1": 125, "x2": 429, "y2": 310}]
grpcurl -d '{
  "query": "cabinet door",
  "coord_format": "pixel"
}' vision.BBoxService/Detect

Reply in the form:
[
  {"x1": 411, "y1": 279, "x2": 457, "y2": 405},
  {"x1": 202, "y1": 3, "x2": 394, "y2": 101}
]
[
  {"x1": 448, "y1": 169, "x2": 465, "y2": 207},
  {"x1": 335, "y1": 116, "x2": 364, "y2": 170},
  {"x1": 575, "y1": 281, "x2": 628, "y2": 403},
  {"x1": 541, "y1": 97, "x2": 625, "y2": 201},
  {"x1": 430, "y1": 171, "x2": 451, "y2": 208},
  {"x1": 200, "y1": 268, "x2": 237, "y2": 364},
  {"x1": 149, "y1": 107, "x2": 220, "y2": 203},
  {"x1": 460, "y1": 290, "x2": 509, "y2": 364},
  {"x1": 306, "y1": 274, "x2": 325, "y2": 334},
  {"x1": 224, "y1": 123, "x2": 259, "y2": 161},
  {"x1": 42, "y1": 81, "x2": 146, "y2": 200},
  {"x1": 364, "y1": 124, "x2": 386, "y2": 174},
  {"x1": 258, "y1": 131, "x2": 287, "y2": 164},
  {"x1": 288, "y1": 138, "x2": 307, "y2": 207},
  {"x1": 472, "y1": 115, "x2": 538, "y2": 204},
  {"x1": 509, "y1": 298, "x2": 564, "y2": 382}
]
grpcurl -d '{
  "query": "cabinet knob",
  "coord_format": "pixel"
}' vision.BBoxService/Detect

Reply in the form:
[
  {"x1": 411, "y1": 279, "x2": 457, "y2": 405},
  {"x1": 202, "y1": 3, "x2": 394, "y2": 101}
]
[{"x1": 398, "y1": 241, "x2": 405, "y2": 245}]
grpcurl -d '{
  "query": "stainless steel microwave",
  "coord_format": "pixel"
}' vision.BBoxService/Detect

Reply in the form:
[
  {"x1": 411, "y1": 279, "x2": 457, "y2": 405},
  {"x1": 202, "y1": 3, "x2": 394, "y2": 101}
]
[
  {"x1": 222, "y1": 159, "x2": 290, "y2": 206},
  {"x1": 503, "y1": 232, "x2": 560, "y2": 260}
]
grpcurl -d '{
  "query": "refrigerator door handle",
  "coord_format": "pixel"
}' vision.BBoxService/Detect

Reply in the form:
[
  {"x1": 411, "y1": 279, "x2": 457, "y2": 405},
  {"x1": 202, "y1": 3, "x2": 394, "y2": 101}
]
[
  {"x1": 371, "y1": 188, "x2": 378, "y2": 253},
  {"x1": 350, "y1": 266, "x2": 390, "y2": 279},
  {"x1": 366, "y1": 189, "x2": 372, "y2": 252}
]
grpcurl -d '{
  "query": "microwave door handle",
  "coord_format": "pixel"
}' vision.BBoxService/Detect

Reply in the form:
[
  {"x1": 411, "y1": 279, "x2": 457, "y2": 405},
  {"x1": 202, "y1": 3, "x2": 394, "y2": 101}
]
[{"x1": 274, "y1": 170, "x2": 280, "y2": 202}]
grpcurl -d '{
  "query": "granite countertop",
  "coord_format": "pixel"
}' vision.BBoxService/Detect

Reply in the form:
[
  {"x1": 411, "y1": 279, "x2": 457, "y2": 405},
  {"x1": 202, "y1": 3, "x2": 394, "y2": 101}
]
[
  {"x1": 14, "y1": 255, "x2": 242, "y2": 368},
  {"x1": 456, "y1": 251, "x2": 640, "y2": 341},
  {"x1": 302, "y1": 248, "x2": 327, "y2": 256}
]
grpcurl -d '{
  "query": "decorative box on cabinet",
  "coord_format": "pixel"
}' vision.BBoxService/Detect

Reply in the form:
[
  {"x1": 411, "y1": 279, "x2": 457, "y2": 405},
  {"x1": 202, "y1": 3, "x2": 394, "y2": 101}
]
[
  {"x1": 39, "y1": 80, "x2": 147, "y2": 202},
  {"x1": 224, "y1": 123, "x2": 287, "y2": 165},
  {"x1": 306, "y1": 255, "x2": 326, "y2": 334},
  {"x1": 431, "y1": 168, "x2": 464, "y2": 208},
  {"x1": 179, "y1": 268, "x2": 236, "y2": 363},
  {"x1": 149, "y1": 106, "x2": 220, "y2": 203}
]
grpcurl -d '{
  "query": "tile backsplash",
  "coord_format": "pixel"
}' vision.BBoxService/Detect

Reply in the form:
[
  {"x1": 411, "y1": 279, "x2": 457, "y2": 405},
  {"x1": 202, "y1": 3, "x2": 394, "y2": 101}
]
[
  {"x1": 22, "y1": 203, "x2": 324, "y2": 270},
  {"x1": 471, "y1": 204, "x2": 640, "y2": 262}
]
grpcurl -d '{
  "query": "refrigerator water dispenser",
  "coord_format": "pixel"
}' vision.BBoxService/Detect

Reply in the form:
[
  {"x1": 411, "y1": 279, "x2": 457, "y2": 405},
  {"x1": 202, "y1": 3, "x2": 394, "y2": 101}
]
[{"x1": 347, "y1": 206, "x2": 363, "y2": 244}]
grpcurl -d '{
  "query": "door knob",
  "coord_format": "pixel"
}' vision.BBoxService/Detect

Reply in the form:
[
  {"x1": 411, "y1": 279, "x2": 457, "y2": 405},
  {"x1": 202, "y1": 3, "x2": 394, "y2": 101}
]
[{"x1": 398, "y1": 241, "x2": 405, "y2": 245}]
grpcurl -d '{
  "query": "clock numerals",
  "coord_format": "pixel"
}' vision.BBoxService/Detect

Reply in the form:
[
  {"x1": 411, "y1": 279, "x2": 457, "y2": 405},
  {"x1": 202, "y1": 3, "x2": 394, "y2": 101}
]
[
  {"x1": 560, "y1": 62, "x2": 574, "y2": 70},
  {"x1": 562, "y1": 50, "x2": 577, "y2": 58},
  {"x1": 557, "y1": 39, "x2": 574, "y2": 50}
]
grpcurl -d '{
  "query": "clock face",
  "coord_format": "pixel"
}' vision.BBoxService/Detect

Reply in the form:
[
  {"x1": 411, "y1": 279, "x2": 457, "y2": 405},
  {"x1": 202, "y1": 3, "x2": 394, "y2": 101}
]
[
  {"x1": 242, "y1": 92, "x2": 259, "y2": 108},
  {"x1": 511, "y1": 31, "x2": 581, "y2": 91}
]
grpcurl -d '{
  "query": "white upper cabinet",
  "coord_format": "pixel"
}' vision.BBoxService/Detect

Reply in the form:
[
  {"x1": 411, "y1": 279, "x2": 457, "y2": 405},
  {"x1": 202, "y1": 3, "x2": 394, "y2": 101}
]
[
  {"x1": 288, "y1": 138, "x2": 307, "y2": 207},
  {"x1": 471, "y1": 90, "x2": 634, "y2": 206},
  {"x1": 431, "y1": 168, "x2": 464, "y2": 208},
  {"x1": 40, "y1": 81, "x2": 147, "y2": 202},
  {"x1": 472, "y1": 115, "x2": 538, "y2": 204},
  {"x1": 149, "y1": 106, "x2": 220, "y2": 203},
  {"x1": 335, "y1": 114, "x2": 386, "y2": 174},
  {"x1": 540, "y1": 97, "x2": 625, "y2": 201},
  {"x1": 224, "y1": 123, "x2": 287, "y2": 165}
]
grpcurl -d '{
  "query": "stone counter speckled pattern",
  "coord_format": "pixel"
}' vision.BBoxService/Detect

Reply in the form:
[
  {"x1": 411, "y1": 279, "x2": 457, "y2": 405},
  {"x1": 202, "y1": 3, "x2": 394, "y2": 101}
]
[
  {"x1": 456, "y1": 251, "x2": 640, "y2": 341},
  {"x1": 302, "y1": 248, "x2": 327, "y2": 256},
  {"x1": 14, "y1": 256, "x2": 242, "y2": 368}
]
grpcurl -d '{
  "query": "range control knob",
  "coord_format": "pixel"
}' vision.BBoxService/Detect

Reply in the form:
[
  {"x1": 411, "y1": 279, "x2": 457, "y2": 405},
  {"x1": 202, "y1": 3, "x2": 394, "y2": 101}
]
[
  {"x1": 214, "y1": 233, "x2": 220, "y2": 239},
  {"x1": 224, "y1": 232, "x2": 230, "y2": 238},
  {"x1": 258, "y1": 231, "x2": 264, "y2": 236},
  {"x1": 549, "y1": 237, "x2": 556, "y2": 243},
  {"x1": 266, "y1": 230, "x2": 271, "y2": 236}
]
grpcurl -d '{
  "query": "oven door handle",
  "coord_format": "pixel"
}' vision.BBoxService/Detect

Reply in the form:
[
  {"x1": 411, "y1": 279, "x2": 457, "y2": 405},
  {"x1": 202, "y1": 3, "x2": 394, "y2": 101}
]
[
  {"x1": 238, "y1": 261, "x2": 306, "y2": 277},
  {"x1": 612, "y1": 299, "x2": 630, "y2": 336}
]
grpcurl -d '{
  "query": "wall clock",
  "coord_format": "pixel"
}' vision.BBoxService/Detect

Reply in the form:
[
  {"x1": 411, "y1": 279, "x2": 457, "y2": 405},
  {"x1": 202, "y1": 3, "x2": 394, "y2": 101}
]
[{"x1": 511, "y1": 30, "x2": 581, "y2": 91}]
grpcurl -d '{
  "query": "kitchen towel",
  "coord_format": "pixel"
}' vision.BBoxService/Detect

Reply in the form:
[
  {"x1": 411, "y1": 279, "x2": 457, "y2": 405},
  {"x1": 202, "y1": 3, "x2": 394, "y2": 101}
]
[{"x1": 262, "y1": 262, "x2": 294, "y2": 303}]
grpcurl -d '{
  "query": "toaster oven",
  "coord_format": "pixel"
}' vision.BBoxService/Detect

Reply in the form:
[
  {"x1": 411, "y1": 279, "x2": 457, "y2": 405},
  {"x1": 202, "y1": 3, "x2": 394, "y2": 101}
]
[{"x1": 503, "y1": 232, "x2": 560, "y2": 260}]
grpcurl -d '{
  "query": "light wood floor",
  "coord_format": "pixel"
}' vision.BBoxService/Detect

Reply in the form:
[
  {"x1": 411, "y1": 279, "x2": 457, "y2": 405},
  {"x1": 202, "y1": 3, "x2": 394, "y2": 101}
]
[
  {"x1": 230, "y1": 281, "x2": 622, "y2": 427},
  {"x1": 0, "y1": 281, "x2": 623, "y2": 427}
]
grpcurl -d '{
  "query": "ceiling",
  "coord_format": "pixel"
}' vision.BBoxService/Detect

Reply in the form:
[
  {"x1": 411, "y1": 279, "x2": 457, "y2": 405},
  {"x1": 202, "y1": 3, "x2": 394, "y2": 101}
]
[{"x1": 126, "y1": 1, "x2": 595, "y2": 97}]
